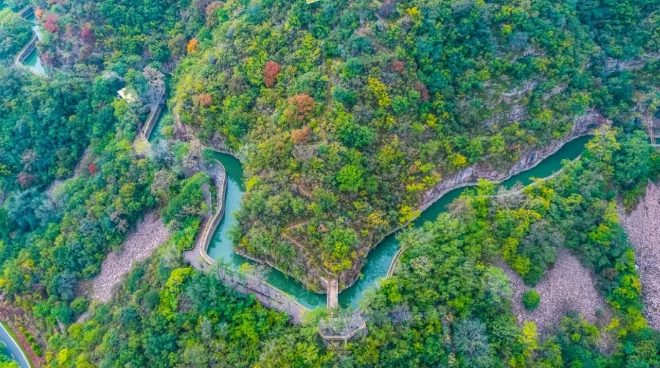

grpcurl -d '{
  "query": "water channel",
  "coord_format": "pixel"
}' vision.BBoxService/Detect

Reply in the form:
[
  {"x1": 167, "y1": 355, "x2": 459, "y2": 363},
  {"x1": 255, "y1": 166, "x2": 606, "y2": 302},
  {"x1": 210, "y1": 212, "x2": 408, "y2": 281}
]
[
  {"x1": 205, "y1": 135, "x2": 592, "y2": 309},
  {"x1": 24, "y1": 14, "x2": 46, "y2": 76}
]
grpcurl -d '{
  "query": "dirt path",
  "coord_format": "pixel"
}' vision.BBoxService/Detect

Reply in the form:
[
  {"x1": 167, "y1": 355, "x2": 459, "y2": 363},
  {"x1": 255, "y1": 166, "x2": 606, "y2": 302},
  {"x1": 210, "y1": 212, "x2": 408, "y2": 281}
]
[
  {"x1": 618, "y1": 181, "x2": 660, "y2": 329},
  {"x1": 89, "y1": 212, "x2": 169, "y2": 302},
  {"x1": 499, "y1": 249, "x2": 608, "y2": 331}
]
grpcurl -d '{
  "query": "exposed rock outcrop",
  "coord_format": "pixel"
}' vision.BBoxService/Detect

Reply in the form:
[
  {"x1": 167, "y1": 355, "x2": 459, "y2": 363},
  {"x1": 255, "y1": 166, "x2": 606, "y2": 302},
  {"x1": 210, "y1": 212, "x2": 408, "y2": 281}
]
[
  {"x1": 421, "y1": 111, "x2": 607, "y2": 210},
  {"x1": 89, "y1": 212, "x2": 169, "y2": 302},
  {"x1": 499, "y1": 249, "x2": 609, "y2": 331},
  {"x1": 619, "y1": 182, "x2": 660, "y2": 329}
]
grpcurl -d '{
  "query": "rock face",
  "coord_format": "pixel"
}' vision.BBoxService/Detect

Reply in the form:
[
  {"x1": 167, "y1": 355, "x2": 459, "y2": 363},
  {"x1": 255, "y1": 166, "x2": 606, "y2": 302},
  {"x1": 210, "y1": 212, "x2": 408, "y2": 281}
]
[
  {"x1": 499, "y1": 249, "x2": 609, "y2": 331},
  {"x1": 90, "y1": 212, "x2": 169, "y2": 302},
  {"x1": 421, "y1": 111, "x2": 606, "y2": 210},
  {"x1": 619, "y1": 182, "x2": 660, "y2": 329},
  {"x1": 336, "y1": 113, "x2": 607, "y2": 293}
]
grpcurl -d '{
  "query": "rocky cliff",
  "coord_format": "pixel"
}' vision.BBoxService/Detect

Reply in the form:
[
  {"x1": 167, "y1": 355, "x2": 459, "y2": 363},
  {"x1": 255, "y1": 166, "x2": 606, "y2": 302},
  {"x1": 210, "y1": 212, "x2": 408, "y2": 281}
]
[{"x1": 421, "y1": 111, "x2": 608, "y2": 211}]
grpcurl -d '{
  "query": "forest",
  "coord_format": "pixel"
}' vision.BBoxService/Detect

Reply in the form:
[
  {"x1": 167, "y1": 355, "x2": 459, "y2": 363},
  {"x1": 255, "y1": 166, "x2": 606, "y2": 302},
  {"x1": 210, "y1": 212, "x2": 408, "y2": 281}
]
[
  {"x1": 0, "y1": 8, "x2": 31, "y2": 60},
  {"x1": 170, "y1": 0, "x2": 660, "y2": 291},
  {"x1": 43, "y1": 128, "x2": 660, "y2": 368},
  {"x1": 0, "y1": 0, "x2": 658, "y2": 367}
]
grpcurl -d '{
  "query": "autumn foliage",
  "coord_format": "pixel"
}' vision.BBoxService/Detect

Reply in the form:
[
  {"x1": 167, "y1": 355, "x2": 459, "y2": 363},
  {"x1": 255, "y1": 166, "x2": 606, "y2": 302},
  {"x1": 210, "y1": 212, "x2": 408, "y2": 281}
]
[
  {"x1": 291, "y1": 126, "x2": 311, "y2": 144},
  {"x1": 206, "y1": 1, "x2": 224, "y2": 25},
  {"x1": 88, "y1": 163, "x2": 98, "y2": 175},
  {"x1": 264, "y1": 61, "x2": 281, "y2": 87},
  {"x1": 44, "y1": 14, "x2": 60, "y2": 34},
  {"x1": 187, "y1": 38, "x2": 198, "y2": 54},
  {"x1": 198, "y1": 94, "x2": 213, "y2": 107},
  {"x1": 415, "y1": 82, "x2": 430, "y2": 101},
  {"x1": 17, "y1": 172, "x2": 34, "y2": 189},
  {"x1": 391, "y1": 60, "x2": 406, "y2": 74},
  {"x1": 81, "y1": 23, "x2": 95, "y2": 44},
  {"x1": 283, "y1": 94, "x2": 315, "y2": 125}
]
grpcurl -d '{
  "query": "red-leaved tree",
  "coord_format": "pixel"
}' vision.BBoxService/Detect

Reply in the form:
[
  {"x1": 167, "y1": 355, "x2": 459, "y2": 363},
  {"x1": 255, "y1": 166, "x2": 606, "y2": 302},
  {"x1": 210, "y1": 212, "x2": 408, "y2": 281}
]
[
  {"x1": 205, "y1": 1, "x2": 224, "y2": 25},
  {"x1": 44, "y1": 14, "x2": 60, "y2": 33},
  {"x1": 264, "y1": 60, "x2": 281, "y2": 87},
  {"x1": 415, "y1": 82, "x2": 430, "y2": 102},
  {"x1": 17, "y1": 172, "x2": 34, "y2": 189},
  {"x1": 391, "y1": 60, "x2": 406, "y2": 74},
  {"x1": 198, "y1": 93, "x2": 213, "y2": 107},
  {"x1": 283, "y1": 94, "x2": 315, "y2": 125},
  {"x1": 81, "y1": 23, "x2": 95, "y2": 44},
  {"x1": 291, "y1": 126, "x2": 311, "y2": 144}
]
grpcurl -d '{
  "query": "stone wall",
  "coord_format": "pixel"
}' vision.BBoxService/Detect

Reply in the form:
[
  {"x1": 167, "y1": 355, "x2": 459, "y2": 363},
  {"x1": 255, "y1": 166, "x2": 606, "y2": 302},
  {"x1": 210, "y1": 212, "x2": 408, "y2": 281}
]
[{"x1": 420, "y1": 110, "x2": 605, "y2": 210}]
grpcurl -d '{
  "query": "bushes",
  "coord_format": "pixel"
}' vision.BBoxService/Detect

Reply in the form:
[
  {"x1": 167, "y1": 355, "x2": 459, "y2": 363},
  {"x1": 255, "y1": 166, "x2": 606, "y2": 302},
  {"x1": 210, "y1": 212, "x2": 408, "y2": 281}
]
[
  {"x1": 0, "y1": 9, "x2": 32, "y2": 59},
  {"x1": 161, "y1": 173, "x2": 209, "y2": 251},
  {"x1": 522, "y1": 290, "x2": 541, "y2": 311},
  {"x1": 0, "y1": 69, "x2": 121, "y2": 194},
  {"x1": 161, "y1": 173, "x2": 209, "y2": 227}
]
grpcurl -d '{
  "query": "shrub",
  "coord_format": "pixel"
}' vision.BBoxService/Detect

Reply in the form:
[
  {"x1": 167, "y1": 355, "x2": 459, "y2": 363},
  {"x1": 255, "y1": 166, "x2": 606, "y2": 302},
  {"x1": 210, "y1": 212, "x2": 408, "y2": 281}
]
[{"x1": 522, "y1": 290, "x2": 540, "y2": 311}]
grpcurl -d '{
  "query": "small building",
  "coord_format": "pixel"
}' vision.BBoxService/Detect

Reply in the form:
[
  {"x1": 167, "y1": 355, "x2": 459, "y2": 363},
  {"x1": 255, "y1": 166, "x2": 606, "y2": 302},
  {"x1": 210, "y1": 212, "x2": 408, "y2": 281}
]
[{"x1": 117, "y1": 87, "x2": 137, "y2": 103}]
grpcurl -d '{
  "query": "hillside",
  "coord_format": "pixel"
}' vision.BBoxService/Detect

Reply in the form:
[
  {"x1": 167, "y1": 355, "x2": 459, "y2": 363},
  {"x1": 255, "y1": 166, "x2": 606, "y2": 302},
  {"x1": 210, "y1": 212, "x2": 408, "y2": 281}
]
[
  {"x1": 0, "y1": 1, "x2": 658, "y2": 367},
  {"x1": 171, "y1": 0, "x2": 660, "y2": 291}
]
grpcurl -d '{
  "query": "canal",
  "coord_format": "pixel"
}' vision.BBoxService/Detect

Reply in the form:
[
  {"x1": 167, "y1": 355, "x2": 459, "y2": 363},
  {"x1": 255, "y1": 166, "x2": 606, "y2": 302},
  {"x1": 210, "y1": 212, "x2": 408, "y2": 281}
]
[
  {"x1": 206, "y1": 136, "x2": 592, "y2": 309},
  {"x1": 23, "y1": 13, "x2": 46, "y2": 76}
]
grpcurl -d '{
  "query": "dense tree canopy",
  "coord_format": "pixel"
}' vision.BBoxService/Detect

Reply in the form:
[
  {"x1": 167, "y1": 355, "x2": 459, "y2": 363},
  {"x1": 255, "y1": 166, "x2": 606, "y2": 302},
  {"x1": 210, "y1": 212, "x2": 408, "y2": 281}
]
[
  {"x1": 0, "y1": 8, "x2": 31, "y2": 59},
  {"x1": 0, "y1": 2, "x2": 659, "y2": 368},
  {"x1": 171, "y1": 0, "x2": 660, "y2": 290},
  {"x1": 0, "y1": 67, "x2": 121, "y2": 195},
  {"x1": 29, "y1": 0, "x2": 209, "y2": 72},
  {"x1": 45, "y1": 129, "x2": 660, "y2": 368}
]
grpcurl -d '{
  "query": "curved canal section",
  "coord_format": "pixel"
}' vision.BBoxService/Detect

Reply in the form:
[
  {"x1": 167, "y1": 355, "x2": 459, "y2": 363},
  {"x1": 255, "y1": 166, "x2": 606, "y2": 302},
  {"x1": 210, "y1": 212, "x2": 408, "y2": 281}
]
[
  {"x1": 23, "y1": 13, "x2": 46, "y2": 76},
  {"x1": 206, "y1": 136, "x2": 592, "y2": 309}
]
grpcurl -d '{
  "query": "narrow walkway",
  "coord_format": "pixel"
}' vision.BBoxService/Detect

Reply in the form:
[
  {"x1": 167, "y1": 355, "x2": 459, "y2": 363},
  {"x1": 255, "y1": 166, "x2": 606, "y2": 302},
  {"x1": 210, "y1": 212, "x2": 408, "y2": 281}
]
[
  {"x1": 142, "y1": 101, "x2": 164, "y2": 140},
  {"x1": 647, "y1": 119, "x2": 660, "y2": 147},
  {"x1": 182, "y1": 151, "x2": 311, "y2": 323},
  {"x1": 183, "y1": 161, "x2": 224, "y2": 269},
  {"x1": 14, "y1": 6, "x2": 40, "y2": 75}
]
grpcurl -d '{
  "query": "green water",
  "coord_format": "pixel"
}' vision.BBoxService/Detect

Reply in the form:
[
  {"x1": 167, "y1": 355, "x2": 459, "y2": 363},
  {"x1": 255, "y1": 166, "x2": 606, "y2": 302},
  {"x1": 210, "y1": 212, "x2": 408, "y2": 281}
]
[
  {"x1": 206, "y1": 151, "x2": 246, "y2": 266},
  {"x1": 147, "y1": 74, "x2": 173, "y2": 142},
  {"x1": 338, "y1": 135, "x2": 591, "y2": 307},
  {"x1": 147, "y1": 105, "x2": 168, "y2": 143},
  {"x1": 22, "y1": 13, "x2": 46, "y2": 76},
  {"x1": 23, "y1": 49, "x2": 45, "y2": 76},
  {"x1": 205, "y1": 152, "x2": 326, "y2": 308},
  {"x1": 207, "y1": 136, "x2": 591, "y2": 309}
]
